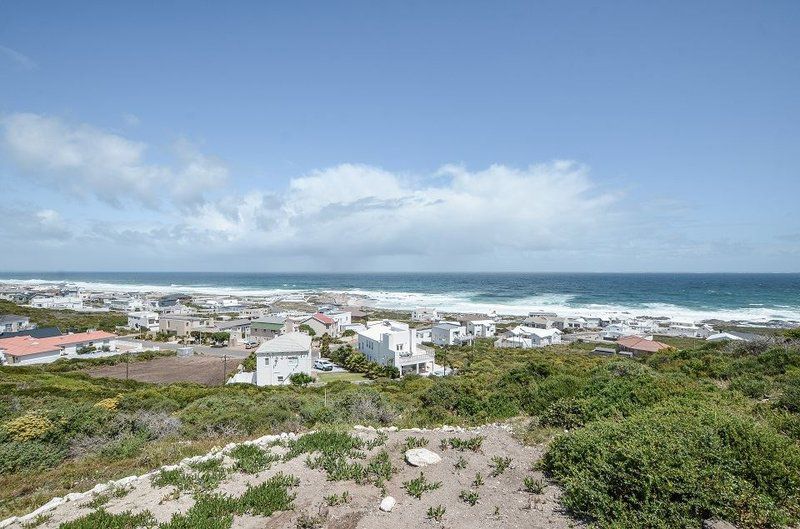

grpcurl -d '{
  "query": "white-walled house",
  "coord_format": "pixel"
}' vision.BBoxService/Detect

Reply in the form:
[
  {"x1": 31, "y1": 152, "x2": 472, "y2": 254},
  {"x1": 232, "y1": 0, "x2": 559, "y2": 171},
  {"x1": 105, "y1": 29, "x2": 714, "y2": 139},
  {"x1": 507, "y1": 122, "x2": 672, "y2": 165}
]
[
  {"x1": 463, "y1": 319, "x2": 496, "y2": 338},
  {"x1": 0, "y1": 331, "x2": 117, "y2": 365},
  {"x1": 416, "y1": 327, "x2": 433, "y2": 343},
  {"x1": 255, "y1": 332, "x2": 313, "y2": 386},
  {"x1": 30, "y1": 295, "x2": 84, "y2": 310},
  {"x1": 495, "y1": 326, "x2": 562, "y2": 348},
  {"x1": 159, "y1": 315, "x2": 214, "y2": 337},
  {"x1": 357, "y1": 320, "x2": 435, "y2": 377},
  {"x1": 431, "y1": 322, "x2": 470, "y2": 346},
  {"x1": 127, "y1": 311, "x2": 159, "y2": 332},
  {"x1": 0, "y1": 315, "x2": 31, "y2": 334},
  {"x1": 321, "y1": 309, "x2": 352, "y2": 329},
  {"x1": 412, "y1": 307, "x2": 439, "y2": 322}
]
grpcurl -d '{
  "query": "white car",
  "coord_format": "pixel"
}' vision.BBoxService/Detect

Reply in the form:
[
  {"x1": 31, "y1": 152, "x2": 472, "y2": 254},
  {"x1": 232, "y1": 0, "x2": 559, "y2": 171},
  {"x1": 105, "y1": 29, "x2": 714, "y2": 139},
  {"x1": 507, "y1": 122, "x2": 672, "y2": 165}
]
[{"x1": 314, "y1": 360, "x2": 334, "y2": 371}]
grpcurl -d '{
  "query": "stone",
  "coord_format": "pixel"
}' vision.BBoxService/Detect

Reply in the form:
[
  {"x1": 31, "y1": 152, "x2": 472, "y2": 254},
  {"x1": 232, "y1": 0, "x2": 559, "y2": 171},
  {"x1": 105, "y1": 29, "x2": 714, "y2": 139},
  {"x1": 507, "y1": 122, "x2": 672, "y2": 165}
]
[
  {"x1": 405, "y1": 448, "x2": 442, "y2": 467},
  {"x1": 0, "y1": 517, "x2": 18, "y2": 529},
  {"x1": 379, "y1": 496, "x2": 396, "y2": 512},
  {"x1": 703, "y1": 521, "x2": 738, "y2": 529},
  {"x1": 64, "y1": 492, "x2": 86, "y2": 502}
]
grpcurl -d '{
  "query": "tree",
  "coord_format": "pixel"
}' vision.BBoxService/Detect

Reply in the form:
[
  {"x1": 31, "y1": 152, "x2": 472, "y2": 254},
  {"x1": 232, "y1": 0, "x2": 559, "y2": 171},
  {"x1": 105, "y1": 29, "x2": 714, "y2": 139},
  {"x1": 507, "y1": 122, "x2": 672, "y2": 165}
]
[{"x1": 299, "y1": 324, "x2": 315, "y2": 337}]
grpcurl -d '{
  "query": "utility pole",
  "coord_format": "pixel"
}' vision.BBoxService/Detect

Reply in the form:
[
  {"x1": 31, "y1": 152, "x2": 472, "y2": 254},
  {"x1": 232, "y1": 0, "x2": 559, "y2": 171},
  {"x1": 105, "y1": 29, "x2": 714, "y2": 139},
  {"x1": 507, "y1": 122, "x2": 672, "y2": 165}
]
[
  {"x1": 223, "y1": 354, "x2": 228, "y2": 382},
  {"x1": 125, "y1": 351, "x2": 130, "y2": 380}
]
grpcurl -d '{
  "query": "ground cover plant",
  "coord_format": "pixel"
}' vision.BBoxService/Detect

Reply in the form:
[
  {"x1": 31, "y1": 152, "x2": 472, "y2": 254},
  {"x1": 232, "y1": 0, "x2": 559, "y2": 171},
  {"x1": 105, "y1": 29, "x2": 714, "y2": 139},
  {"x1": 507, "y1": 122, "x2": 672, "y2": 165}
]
[{"x1": 1, "y1": 323, "x2": 800, "y2": 528}]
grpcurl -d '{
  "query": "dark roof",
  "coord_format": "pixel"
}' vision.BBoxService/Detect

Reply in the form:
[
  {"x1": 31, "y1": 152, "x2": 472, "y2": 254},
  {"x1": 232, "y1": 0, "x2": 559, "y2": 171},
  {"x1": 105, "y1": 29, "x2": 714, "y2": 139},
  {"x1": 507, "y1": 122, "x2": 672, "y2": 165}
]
[{"x1": 0, "y1": 327, "x2": 62, "y2": 339}]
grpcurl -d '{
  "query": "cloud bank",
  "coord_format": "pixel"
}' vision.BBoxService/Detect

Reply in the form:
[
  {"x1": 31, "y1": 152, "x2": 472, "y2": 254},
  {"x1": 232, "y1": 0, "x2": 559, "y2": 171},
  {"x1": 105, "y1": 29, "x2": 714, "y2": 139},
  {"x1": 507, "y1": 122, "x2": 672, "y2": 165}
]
[{"x1": 1, "y1": 112, "x2": 624, "y2": 269}]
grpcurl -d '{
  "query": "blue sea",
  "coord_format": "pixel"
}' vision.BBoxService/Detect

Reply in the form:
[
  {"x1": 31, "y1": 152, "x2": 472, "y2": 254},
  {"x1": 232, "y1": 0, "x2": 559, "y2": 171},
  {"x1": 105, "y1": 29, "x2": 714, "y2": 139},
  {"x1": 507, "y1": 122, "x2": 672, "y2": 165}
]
[{"x1": 1, "y1": 272, "x2": 799, "y2": 324}]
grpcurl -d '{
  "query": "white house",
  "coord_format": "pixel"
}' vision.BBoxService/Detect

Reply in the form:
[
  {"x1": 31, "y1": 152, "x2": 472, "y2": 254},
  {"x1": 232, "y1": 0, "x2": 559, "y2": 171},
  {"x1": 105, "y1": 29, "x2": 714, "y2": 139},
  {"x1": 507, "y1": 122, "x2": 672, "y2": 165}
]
[
  {"x1": 602, "y1": 323, "x2": 637, "y2": 340},
  {"x1": 707, "y1": 331, "x2": 760, "y2": 342},
  {"x1": 416, "y1": 327, "x2": 433, "y2": 343},
  {"x1": 30, "y1": 295, "x2": 84, "y2": 310},
  {"x1": 0, "y1": 315, "x2": 31, "y2": 334},
  {"x1": 127, "y1": 311, "x2": 159, "y2": 332},
  {"x1": 213, "y1": 319, "x2": 252, "y2": 345},
  {"x1": 357, "y1": 320, "x2": 435, "y2": 377},
  {"x1": 495, "y1": 326, "x2": 562, "y2": 348},
  {"x1": 431, "y1": 322, "x2": 470, "y2": 346},
  {"x1": 412, "y1": 307, "x2": 439, "y2": 322},
  {"x1": 255, "y1": 332, "x2": 313, "y2": 386},
  {"x1": 321, "y1": 309, "x2": 352, "y2": 329},
  {"x1": 463, "y1": 319, "x2": 496, "y2": 338}
]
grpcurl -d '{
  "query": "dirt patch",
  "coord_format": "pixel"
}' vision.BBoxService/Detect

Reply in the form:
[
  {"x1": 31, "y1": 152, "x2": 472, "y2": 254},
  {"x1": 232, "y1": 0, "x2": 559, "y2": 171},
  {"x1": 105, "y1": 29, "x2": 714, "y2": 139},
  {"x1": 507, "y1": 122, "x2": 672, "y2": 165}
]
[
  {"x1": 10, "y1": 426, "x2": 582, "y2": 529},
  {"x1": 84, "y1": 355, "x2": 242, "y2": 385}
]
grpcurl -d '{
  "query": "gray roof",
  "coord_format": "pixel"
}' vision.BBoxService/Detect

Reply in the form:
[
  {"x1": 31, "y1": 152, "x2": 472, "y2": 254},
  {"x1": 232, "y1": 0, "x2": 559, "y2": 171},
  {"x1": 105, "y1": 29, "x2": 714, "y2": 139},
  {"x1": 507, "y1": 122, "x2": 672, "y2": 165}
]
[
  {"x1": 256, "y1": 332, "x2": 312, "y2": 355},
  {"x1": 214, "y1": 319, "x2": 252, "y2": 330},
  {"x1": 254, "y1": 315, "x2": 286, "y2": 325},
  {"x1": 433, "y1": 322, "x2": 461, "y2": 330},
  {"x1": 0, "y1": 314, "x2": 28, "y2": 324}
]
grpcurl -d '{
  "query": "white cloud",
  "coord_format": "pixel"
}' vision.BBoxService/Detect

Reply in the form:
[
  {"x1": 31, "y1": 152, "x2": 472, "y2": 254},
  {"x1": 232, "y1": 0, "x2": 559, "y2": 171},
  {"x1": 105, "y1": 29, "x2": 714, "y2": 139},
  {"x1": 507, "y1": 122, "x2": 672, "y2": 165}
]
[
  {"x1": 167, "y1": 161, "x2": 620, "y2": 263},
  {"x1": 122, "y1": 113, "x2": 141, "y2": 126},
  {"x1": 1, "y1": 113, "x2": 228, "y2": 208},
  {"x1": 0, "y1": 45, "x2": 37, "y2": 70}
]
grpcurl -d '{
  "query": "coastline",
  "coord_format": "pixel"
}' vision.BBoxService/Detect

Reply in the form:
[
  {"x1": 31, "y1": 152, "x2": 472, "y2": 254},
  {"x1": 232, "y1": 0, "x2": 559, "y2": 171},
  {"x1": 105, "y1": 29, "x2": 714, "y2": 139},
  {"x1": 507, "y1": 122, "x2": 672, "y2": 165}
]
[{"x1": 1, "y1": 275, "x2": 799, "y2": 327}]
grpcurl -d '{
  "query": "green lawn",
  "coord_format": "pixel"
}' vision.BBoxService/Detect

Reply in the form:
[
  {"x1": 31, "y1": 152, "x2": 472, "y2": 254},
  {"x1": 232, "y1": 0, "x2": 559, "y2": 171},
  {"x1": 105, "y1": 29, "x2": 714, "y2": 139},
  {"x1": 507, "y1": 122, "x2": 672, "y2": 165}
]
[{"x1": 316, "y1": 371, "x2": 368, "y2": 383}]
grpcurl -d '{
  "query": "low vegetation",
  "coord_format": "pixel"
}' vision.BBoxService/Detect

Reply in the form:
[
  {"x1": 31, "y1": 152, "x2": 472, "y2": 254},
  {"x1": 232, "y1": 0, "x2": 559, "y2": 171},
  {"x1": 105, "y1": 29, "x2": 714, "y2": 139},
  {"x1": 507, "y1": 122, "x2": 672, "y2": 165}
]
[
  {"x1": 2, "y1": 328, "x2": 800, "y2": 528},
  {"x1": 0, "y1": 300, "x2": 126, "y2": 332}
]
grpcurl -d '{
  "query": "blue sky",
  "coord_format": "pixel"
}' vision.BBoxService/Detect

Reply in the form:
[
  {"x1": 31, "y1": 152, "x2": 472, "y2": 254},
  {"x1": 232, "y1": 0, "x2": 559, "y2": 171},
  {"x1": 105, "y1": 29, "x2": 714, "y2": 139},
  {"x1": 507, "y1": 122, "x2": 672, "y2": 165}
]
[{"x1": 1, "y1": 0, "x2": 798, "y2": 272}]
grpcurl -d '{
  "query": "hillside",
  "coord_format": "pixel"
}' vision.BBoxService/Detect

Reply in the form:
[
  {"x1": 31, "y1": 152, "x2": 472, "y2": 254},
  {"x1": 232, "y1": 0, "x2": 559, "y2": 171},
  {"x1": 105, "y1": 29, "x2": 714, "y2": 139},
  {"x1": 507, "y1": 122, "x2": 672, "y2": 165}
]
[{"x1": 2, "y1": 335, "x2": 800, "y2": 527}]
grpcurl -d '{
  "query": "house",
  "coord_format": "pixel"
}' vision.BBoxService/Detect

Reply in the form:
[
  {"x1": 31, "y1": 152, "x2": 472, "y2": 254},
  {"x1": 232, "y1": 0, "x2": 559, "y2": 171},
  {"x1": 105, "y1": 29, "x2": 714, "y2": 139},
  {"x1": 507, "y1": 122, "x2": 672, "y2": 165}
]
[
  {"x1": 357, "y1": 320, "x2": 435, "y2": 377},
  {"x1": 461, "y1": 318, "x2": 496, "y2": 338},
  {"x1": 616, "y1": 336, "x2": 670, "y2": 356},
  {"x1": 302, "y1": 313, "x2": 338, "y2": 337},
  {"x1": 663, "y1": 321, "x2": 715, "y2": 338},
  {"x1": 494, "y1": 326, "x2": 562, "y2": 348},
  {"x1": 601, "y1": 323, "x2": 636, "y2": 340},
  {"x1": 416, "y1": 327, "x2": 433, "y2": 343},
  {"x1": 213, "y1": 319, "x2": 252, "y2": 345},
  {"x1": 30, "y1": 295, "x2": 84, "y2": 310},
  {"x1": 107, "y1": 297, "x2": 146, "y2": 312},
  {"x1": 127, "y1": 311, "x2": 159, "y2": 332},
  {"x1": 0, "y1": 331, "x2": 116, "y2": 366},
  {"x1": 528, "y1": 311, "x2": 558, "y2": 318},
  {"x1": 321, "y1": 309, "x2": 352, "y2": 328},
  {"x1": 251, "y1": 316, "x2": 297, "y2": 342},
  {"x1": 159, "y1": 315, "x2": 214, "y2": 337},
  {"x1": 254, "y1": 332, "x2": 313, "y2": 386},
  {"x1": 591, "y1": 346, "x2": 617, "y2": 355},
  {"x1": 583, "y1": 317, "x2": 607, "y2": 329},
  {"x1": 706, "y1": 331, "x2": 762, "y2": 342},
  {"x1": 412, "y1": 307, "x2": 439, "y2": 322},
  {"x1": 0, "y1": 315, "x2": 31, "y2": 334},
  {"x1": 522, "y1": 316, "x2": 554, "y2": 329},
  {"x1": 431, "y1": 322, "x2": 471, "y2": 346},
  {"x1": 0, "y1": 327, "x2": 61, "y2": 339}
]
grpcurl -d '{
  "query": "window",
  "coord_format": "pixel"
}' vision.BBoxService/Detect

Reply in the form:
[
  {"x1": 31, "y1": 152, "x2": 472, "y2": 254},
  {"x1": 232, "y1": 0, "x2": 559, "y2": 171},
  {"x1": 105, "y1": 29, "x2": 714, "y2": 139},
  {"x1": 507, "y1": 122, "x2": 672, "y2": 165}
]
[
  {"x1": 277, "y1": 376, "x2": 284, "y2": 382},
  {"x1": 288, "y1": 356, "x2": 298, "y2": 367}
]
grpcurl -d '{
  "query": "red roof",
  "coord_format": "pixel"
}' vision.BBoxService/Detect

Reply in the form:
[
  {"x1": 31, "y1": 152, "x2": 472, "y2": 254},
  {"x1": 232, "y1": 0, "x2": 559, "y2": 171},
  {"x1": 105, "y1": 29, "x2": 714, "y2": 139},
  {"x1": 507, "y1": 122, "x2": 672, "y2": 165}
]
[
  {"x1": 311, "y1": 313, "x2": 335, "y2": 325},
  {"x1": 617, "y1": 335, "x2": 670, "y2": 353},
  {"x1": 0, "y1": 331, "x2": 116, "y2": 357}
]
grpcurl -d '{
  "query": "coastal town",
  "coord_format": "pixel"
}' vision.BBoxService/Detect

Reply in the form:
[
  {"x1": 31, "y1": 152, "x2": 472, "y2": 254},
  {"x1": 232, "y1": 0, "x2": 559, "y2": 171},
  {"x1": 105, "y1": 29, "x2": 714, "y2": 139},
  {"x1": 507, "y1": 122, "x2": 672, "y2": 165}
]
[{"x1": 0, "y1": 281, "x2": 766, "y2": 383}]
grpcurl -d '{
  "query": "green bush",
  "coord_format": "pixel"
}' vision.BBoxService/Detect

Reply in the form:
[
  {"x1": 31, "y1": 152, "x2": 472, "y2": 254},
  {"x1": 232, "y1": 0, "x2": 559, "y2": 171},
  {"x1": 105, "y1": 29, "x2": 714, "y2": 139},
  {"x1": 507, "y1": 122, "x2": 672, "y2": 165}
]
[{"x1": 543, "y1": 399, "x2": 800, "y2": 528}]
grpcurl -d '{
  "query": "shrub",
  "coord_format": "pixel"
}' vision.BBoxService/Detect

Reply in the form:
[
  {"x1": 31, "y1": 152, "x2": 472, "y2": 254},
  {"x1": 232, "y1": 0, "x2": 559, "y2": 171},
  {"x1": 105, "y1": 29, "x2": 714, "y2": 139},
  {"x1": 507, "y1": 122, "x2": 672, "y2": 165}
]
[
  {"x1": 730, "y1": 374, "x2": 771, "y2": 399},
  {"x1": 543, "y1": 399, "x2": 800, "y2": 528},
  {"x1": 160, "y1": 493, "x2": 236, "y2": 529},
  {"x1": 0, "y1": 440, "x2": 65, "y2": 473},
  {"x1": 523, "y1": 476, "x2": 546, "y2": 494},
  {"x1": 472, "y1": 472, "x2": 484, "y2": 487},
  {"x1": 404, "y1": 436, "x2": 429, "y2": 449},
  {"x1": 489, "y1": 456, "x2": 512, "y2": 477},
  {"x1": 290, "y1": 373, "x2": 314, "y2": 386},
  {"x1": 4, "y1": 412, "x2": 53, "y2": 442}
]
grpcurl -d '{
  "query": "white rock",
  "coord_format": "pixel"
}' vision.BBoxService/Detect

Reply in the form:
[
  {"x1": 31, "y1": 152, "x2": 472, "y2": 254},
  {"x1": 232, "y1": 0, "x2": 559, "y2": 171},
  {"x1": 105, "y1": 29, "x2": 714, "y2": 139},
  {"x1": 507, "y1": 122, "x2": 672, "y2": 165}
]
[
  {"x1": 64, "y1": 492, "x2": 86, "y2": 502},
  {"x1": 114, "y1": 476, "x2": 139, "y2": 488},
  {"x1": 386, "y1": 426, "x2": 398, "y2": 432},
  {"x1": 91, "y1": 483, "x2": 109, "y2": 494},
  {"x1": 0, "y1": 517, "x2": 18, "y2": 528},
  {"x1": 405, "y1": 448, "x2": 442, "y2": 467},
  {"x1": 379, "y1": 496, "x2": 396, "y2": 512}
]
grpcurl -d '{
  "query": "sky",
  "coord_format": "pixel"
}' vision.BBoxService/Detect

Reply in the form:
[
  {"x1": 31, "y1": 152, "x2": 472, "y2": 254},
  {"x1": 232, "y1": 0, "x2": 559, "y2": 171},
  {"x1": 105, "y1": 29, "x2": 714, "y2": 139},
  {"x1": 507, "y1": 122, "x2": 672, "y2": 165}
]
[{"x1": 0, "y1": 0, "x2": 798, "y2": 273}]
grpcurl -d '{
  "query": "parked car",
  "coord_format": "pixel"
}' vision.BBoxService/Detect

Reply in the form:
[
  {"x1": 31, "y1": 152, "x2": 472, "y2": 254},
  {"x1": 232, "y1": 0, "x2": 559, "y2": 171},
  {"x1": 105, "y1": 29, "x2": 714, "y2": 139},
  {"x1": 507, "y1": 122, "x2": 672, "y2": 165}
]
[{"x1": 314, "y1": 360, "x2": 334, "y2": 371}]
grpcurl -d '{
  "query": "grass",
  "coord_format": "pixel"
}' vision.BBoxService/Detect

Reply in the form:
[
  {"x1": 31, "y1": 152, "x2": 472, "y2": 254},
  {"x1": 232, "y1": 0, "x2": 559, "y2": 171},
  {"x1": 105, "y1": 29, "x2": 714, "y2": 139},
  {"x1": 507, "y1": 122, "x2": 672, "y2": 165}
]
[
  {"x1": 160, "y1": 493, "x2": 236, "y2": 529},
  {"x1": 316, "y1": 372, "x2": 368, "y2": 384},
  {"x1": 523, "y1": 476, "x2": 546, "y2": 494},
  {"x1": 151, "y1": 458, "x2": 227, "y2": 492},
  {"x1": 81, "y1": 486, "x2": 131, "y2": 509},
  {"x1": 323, "y1": 491, "x2": 350, "y2": 506},
  {"x1": 472, "y1": 472, "x2": 484, "y2": 487},
  {"x1": 439, "y1": 436, "x2": 484, "y2": 452},
  {"x1": 454, "y1": 455, "x2": 468, "y2": 470},
  {"x1": 427, "y1": 504, "x2": 446, "y2": 522},
  {"x1": 237, "y1": 472, "x2": 299, "y2": 516},
  {"x1": 0, "y1": 299, "x2": 127, "y2": 333},
  {"x1": 459, "y1": 489, "x2": 480, "y2": 506},
  {"x1": 403, "y1": 436, "x2": 429, "y2": 449},
  {"x1": 402, "y1": 472, "x2": 442, "y2": 500},
  {"x1": 489, "y1": 456, "x2": 512, "y2": 477}
]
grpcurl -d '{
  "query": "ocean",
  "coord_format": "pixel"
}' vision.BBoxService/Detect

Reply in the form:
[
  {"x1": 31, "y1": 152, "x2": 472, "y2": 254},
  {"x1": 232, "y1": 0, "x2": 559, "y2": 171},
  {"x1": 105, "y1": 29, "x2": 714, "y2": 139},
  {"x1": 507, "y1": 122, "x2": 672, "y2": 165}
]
[{"x1": 1, "y1": 272, "x2": 799, "y2": 324}]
